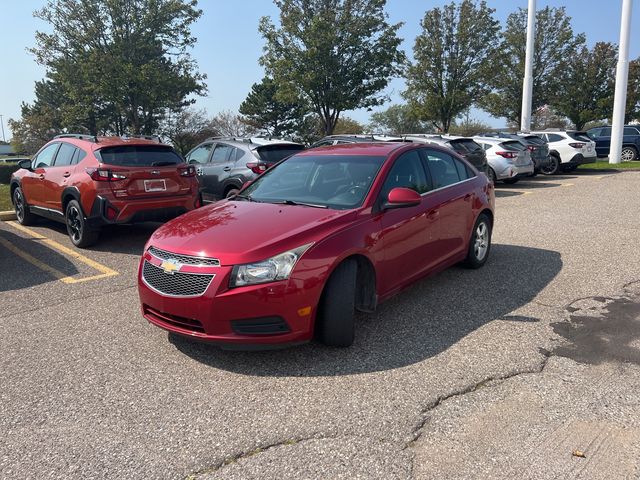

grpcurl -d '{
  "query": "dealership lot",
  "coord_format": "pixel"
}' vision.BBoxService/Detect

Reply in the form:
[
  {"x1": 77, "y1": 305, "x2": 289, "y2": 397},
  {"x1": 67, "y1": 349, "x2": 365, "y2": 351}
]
[{"x1": 1, "y1": 171, "x2": 640, "y2": 479}]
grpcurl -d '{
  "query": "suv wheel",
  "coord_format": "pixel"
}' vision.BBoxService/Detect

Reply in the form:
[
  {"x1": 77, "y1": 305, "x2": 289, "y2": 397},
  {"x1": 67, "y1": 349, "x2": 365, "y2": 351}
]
[
  {"x1": 541, "y1": 155, "x2": 560, "y2": 175},
  {"x1": 65, "y1": 200, "x2": 99, "y2": 248},
  {"x1": 621, "y1": 146, "x2": 638, "y2": 161},
  {"x1": 13, "y1": 187, "x2": 37, "y2": 225}
]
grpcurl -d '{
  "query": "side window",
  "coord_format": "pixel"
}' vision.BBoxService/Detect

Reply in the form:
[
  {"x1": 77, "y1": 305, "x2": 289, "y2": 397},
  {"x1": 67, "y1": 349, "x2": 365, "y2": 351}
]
[
  {"x1": 186, "y1": 143, "x2": 212, "y2": 164},
  {"x1": 72, "y1": 148, "x2": 87, "y2": 165},
  {"x1": 210, "y1": 144, "x2": 234, "y2": 163},
  {"x1": 601, "y1": 127, "x2": 612, "y2": 136},
  {"x1": 424, "y1": 150, "x2": 462, "y2": 189},
  {"x1": 33, "y1": 143, "x2": 60, "y2": 168},
  {"x1": 53, "y1": 143, "x2": 76, "y2": 166},
  {"x1": 624, "y1": 127, "x2": 639, "y2": 135},
  {"x1": 587, "y1": 128, "x2": 601, "y2": 139},
  {"x1": 547, "y1": 134, "x2": 564, "y2": 143},
  {"x1": 380, "y1": 150, "x2": 429, "y2": 198},
  {"x1": 453, "y1": 158, "x2": 474, "y2": 180},
  {"x1": 235, "y1": 148, "x2": 245, "y2": 161}
]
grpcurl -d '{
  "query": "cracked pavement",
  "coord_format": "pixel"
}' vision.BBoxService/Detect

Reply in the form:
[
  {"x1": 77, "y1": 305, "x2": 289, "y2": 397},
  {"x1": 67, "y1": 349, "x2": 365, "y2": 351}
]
[{"x1": 1, "y1": 171, "x2": 640, "y2": 479}]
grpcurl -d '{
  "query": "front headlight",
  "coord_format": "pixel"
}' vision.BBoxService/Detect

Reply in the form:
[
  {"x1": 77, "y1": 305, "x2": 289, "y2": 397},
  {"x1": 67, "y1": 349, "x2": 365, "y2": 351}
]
[{"x1": 230, "y1": 243, "x2": 313, "y2": 287}]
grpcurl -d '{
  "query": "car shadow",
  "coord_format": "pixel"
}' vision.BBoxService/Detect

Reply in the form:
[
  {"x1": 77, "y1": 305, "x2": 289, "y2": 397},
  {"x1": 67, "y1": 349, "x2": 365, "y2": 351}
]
[
  {"x1": 495, "y1": 190, "x2": 524, "y2": 198},
  {"x1": 0, "y1": 228, "x2": 79, "y2": 292},
  {"x1": 171, "y1": 244, "x2": 562, "y2": 376}
]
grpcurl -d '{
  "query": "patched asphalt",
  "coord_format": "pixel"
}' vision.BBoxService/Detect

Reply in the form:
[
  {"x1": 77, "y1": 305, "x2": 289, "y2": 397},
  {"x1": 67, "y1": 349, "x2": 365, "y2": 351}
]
[{"x1": 1, "y1": 171, "x2": 639, "y2": 479}]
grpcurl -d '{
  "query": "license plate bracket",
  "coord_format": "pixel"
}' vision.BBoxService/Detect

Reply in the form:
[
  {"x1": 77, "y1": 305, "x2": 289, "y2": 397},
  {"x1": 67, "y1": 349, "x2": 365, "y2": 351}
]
[{"x1": 144, "y1": 179, "x2": 167, "y2": 192}]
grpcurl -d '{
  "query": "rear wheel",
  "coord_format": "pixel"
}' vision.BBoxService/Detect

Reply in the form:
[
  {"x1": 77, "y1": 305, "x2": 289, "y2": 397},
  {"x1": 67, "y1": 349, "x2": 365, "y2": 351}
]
[
  {"x1": 541, "y1": 155, "x2": 560, "y2": 175},
  {"x1": 487, "y1": 168, "x2": 497, "y2": 184},
  {"x1": 316, "y1": 259, "x2": 357, "y2": 347},
  {"x1": 621, "y1": 146, "x2": 638, "y2": 161},
  {"x1": 464, "y1": 213, "x2": 492, "y2": 269},
  {"x1": 13, "y1": 187, "x2": 37, "y2": 225},
  {"x1": 65, "y1": 200, "x2": 99, "y2": 248}
]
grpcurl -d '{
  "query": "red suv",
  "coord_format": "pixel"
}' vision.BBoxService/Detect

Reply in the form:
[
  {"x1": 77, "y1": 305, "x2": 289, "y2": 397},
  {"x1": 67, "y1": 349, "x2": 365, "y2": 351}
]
[
  {"x1": 138, "y1": 143, "x2": 495, "y2": 348},
  {"x1": 10, "y1": 134, "x2": 200, "y2": 247}
]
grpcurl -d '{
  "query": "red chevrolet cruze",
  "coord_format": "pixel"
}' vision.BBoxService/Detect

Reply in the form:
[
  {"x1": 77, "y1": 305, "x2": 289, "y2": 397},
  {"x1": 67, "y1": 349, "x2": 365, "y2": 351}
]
[
  {"x1": 138, "y1": 143, "x2": 495, "y2": 348},
  {"x1": 10, "y1": 134, "x2": 200, "y2": 247}
]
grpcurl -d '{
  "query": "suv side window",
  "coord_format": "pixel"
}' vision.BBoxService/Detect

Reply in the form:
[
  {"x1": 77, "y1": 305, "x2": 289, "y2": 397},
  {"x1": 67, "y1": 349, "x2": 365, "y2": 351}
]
[
  {"x1": 424, "y1": 149, "x2": 463, "y2": 189},
  {"x1": 601, "y1": 127, "x2": 612, "y2": 136},
  {"x1": 33, "y1": 143, "x2": 61, "y2": 168},
  {"x1": 186, "y1": 143, "x2": 212, "y2": 164},
  {"x1": 210, "y1": 144, "x2": 234, "y2": 163},
  {"x1": 380, "y1": 150, "x2": 430, "y2": 198},
  {"x1": 587, "y1": 128, "x2": 601, "y2": 139},
  {"x1": 54, "y1": 143, "x2": 76, "y2": 166},
  {"x1": 546, "y1": 134, "x2": 564, "y2": 143},
  {"x1": 624, "y1": 127, "x2": 640, "y2": 135},
  {"x1": 235, "y1": 148, "x2": 245, "y2": 161},
  {"x1": 71, "y1": 148, "x2": 87, "y2": 165}
]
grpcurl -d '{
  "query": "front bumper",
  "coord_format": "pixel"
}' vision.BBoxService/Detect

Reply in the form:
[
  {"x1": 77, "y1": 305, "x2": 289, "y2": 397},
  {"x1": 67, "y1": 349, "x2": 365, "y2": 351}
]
[{"x1": 137, "y1": 251, "x2": 322, "y2": 347}]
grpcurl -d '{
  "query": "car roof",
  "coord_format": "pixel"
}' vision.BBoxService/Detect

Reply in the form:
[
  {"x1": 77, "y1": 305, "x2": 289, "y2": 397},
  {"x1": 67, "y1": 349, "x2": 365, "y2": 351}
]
[
  {"x1": 48, "y1": 135, "x2": 169, "y2": 152},
  {"x1": 299, "y1": 142, "x2": 410, "y2": 156}
]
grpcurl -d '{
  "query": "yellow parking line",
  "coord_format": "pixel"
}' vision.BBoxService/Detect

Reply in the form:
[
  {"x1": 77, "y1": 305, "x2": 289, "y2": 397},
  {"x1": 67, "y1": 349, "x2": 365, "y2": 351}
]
[
  {"x1": 5, "y1": 221, "x2": 118, "y2": 283},
  {"x1": 0, "y1": 236, "x2": 77, "y2": 283}
]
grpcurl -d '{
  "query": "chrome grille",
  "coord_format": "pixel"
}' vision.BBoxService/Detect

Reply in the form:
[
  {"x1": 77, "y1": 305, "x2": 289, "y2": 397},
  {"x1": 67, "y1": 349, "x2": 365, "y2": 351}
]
[
  {"x1": 142, "y1": 260, "x2": 214, "y2": 297},
  {"x1": 148, "y1": 246, "x2": 220, "y2": 266}
]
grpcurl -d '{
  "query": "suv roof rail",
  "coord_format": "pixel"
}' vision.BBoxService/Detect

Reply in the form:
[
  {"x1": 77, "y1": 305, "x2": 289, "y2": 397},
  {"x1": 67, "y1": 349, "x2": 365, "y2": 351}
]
[
  {"x1": 55, "y1": 133, "x2": 98, "y2": 142},
  {"x1": 543, "y1": 128, "x2": 562, "y2": 132},
  {"x1": 121, "y1": 134, "x2": 162, "y2": 142}
]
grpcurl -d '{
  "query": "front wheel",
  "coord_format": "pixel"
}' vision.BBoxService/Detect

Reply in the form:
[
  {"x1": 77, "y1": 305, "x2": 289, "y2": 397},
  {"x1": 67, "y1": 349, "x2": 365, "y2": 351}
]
[
  {"x1": 463, "y1": 213, "x2": 492, "y2": 269},
  {"x1": 541, "y1": 155, "x2": 560, "y2": 175},
  {"x1": 13, "y1": 187, "x2": 37, "y2": 225},
  {"x1": 487, "y1": 168, "x2": 497, "y2": 184},
  {"x1": 316, "y1": 259, "x2": 357, "y2": 347},
  {"x1": 65, "y1": 200, "x2": 99, "y2": 248}
]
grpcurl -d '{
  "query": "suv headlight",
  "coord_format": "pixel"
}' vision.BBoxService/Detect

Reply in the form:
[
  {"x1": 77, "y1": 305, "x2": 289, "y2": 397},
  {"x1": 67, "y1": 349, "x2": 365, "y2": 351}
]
[{"x1": 230, "y1": 243, "x2": 313, "y2": 287}]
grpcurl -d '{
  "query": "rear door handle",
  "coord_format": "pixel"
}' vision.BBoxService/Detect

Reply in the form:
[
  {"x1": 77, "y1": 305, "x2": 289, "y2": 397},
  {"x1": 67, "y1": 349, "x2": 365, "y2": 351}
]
[
  {"x1": 223, "y1": 167, "x2": 231, "y2": 172},
  {"x1": 63, "y1": 172, "x2": 71, "y2": 178},
  {"x1": 38, "y1": 174, "x2": 45, "y2": 180}
]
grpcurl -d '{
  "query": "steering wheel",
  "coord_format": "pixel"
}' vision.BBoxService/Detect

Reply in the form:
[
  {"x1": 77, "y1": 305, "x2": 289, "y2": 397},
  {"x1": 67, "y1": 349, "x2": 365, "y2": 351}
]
[{"x1": 334, "y1": 184, "x2": 366, "y2": 197}]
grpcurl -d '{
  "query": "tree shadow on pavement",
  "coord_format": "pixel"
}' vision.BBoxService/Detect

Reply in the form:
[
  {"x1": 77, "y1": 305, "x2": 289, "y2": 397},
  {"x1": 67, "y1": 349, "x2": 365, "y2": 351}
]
[{"x1": 171, "y1": 244, "x2": 562, "y2": 376}]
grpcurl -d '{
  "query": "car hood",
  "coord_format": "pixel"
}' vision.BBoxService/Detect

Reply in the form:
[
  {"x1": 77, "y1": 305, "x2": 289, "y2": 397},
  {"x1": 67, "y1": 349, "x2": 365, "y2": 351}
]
[{"x1": 148, "y1": 200, "x2": 357, "y2": 265}]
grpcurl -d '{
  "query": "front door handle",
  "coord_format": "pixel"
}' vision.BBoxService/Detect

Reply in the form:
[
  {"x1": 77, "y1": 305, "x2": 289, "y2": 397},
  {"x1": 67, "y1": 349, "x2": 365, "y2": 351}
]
[
  {"x1": 223, "y1": 167, "x2": 231, "y2": 172},
  {"x1": 38, "y1": 174, "x2": 45, "y2": 180},
  {"x1": 63, "y1": 172, "x2": 71, "y2": 178}
]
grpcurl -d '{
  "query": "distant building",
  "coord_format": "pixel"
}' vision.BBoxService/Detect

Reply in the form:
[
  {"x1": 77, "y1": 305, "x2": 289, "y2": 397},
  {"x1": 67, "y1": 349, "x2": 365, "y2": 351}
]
[{"x1": 0, "y1": 145, "x2": 14, "y2": 155}]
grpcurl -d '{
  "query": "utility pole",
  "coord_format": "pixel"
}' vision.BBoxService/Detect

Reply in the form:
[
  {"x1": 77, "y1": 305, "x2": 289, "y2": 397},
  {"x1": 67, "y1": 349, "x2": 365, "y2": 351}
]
[
  {"x1": 520, "y1": 0, "x2": 536, "y2": 132},
  {"x1": 610, "y1": 0, "x2": 634, "y2": 164},
  {"x1": 0, "y1": 115, "x2": 5, "y2": 143}
]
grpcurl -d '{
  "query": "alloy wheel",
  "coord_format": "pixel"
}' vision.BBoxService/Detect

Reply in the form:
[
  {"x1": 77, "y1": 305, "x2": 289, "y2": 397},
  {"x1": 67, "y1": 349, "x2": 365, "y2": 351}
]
[
  {"x1": 67, "y1": 205, "x2": 83, "y2": 243},
  {"x1": 14, "y1": 190, "x2": 24, "y2": 223},
  {"x1": 541, "y1": 157, "x2": 559, "y2": 175},
  {"x1": 621, "y1": 147, "x2": 636, "y2": 162},
  {"x1": 474, "y1": 222, "x2": 489, "y2": 261}
]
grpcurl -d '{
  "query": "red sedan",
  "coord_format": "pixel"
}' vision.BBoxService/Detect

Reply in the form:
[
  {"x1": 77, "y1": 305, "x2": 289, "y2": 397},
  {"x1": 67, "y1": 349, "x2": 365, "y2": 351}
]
[{"x1": 138, "y1": 143, "x2": 495, "y2": 348}]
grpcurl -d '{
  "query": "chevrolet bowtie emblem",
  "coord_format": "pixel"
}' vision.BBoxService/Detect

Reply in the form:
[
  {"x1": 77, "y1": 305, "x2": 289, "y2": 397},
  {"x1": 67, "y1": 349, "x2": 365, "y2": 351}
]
[{"x1": 160, "y1": 258, "x2": 181, "y2": 274}]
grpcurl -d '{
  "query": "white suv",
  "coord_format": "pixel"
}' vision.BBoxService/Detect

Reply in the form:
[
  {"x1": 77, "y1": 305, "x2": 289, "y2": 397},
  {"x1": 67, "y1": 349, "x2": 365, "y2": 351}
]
[{"x1": 529, "y1": 130, "x2": 596, "y2": 174}]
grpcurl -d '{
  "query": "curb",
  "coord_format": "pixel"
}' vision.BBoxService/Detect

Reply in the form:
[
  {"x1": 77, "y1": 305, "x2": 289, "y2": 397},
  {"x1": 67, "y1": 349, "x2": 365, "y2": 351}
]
[{"x1": 0, "y1": 211, "x2": 17, "y2": 221}]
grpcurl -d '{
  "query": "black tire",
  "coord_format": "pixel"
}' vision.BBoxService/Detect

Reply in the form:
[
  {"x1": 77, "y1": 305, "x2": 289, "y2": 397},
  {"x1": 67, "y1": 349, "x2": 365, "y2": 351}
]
[
  {"x1": 65, "y1": 199, "x2": 99, "y2": 248},
  {"x1": 503, "y1": 177, "x2": 519, "y2": 185},
  {"x1": 463, "y1": 213, "x2": 492, "y2": 269},
  {"x1": 487, "y1": 168, "x2": 497, "y2": 184},
  {"x1": 541, "y1": 155, "x2": 560, "y2": 175},
  {"x1": 13, "y1": 186, "x2": 37, "y2": 225},
  {"x1": 316, "y1": 259, "x2": 358, "y2": 347},
  {"x1": 225, "y1": 188, "x2": 240, "y2": 199},
  {"x1": 621, "y1": 146, "x2": 638, "y2": 161}
]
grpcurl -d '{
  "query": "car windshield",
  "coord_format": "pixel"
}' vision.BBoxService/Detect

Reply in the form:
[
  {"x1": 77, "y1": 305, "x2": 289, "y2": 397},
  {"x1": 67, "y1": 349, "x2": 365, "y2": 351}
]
[
  {"x1": 97, "y1": 145, "x2": 182, "y2": 167},
  {"x1": 239, "y1": 154, "x2": 386, "y2": 210}
]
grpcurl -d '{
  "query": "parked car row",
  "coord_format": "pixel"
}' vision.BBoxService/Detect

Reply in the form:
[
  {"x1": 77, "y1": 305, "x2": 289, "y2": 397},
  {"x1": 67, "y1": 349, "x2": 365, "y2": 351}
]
[{"x1": 586, "y1": 124, "x2": 640, "y2": 161}]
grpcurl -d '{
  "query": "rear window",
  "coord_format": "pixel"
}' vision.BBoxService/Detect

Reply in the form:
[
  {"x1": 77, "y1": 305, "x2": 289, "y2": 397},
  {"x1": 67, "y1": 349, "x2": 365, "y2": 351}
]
[
  {"x1": 255, "y1": 144, "x2": 305, "y2": 163},
  {"x1": 450, "y1": 139, "x2": 482, "y2": 153},
  {"x1": 522, "y1": 135, "x2": 546, "y2": 145},
  {"x1": 501, "y1": 140, "x2": 526, "y2": 151},
  {"x1": 97, "y1": 145, "x2": 182, "y2": 167},
  {"x1": 567, "y1": 132, "x2": 591, "y2": 142}
]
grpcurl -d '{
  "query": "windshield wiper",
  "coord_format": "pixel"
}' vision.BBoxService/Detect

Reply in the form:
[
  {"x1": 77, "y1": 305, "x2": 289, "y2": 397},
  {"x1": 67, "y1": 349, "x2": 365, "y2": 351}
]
[
  {"x1": 231, "y1": 193, "x2": 258, "y2": 202},
  {"x1": 272, "y1": 199, "x2": 328, "y2": 209}
]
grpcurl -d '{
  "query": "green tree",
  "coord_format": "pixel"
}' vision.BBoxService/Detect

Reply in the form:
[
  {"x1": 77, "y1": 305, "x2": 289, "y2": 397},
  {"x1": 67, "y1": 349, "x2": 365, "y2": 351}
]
[
  {"x1": 27, "y1": 0, "x2": 206, "y2": 136},
  {"x1": 160, "y1": 108, "x2": 217, "y2": 156},
  {"x1": 368, "y1": 104, "x2": 428, "y2": 134},
  {"x1": 332, "y1": 117, "x2": 365, "y2": 135},
  {"x1": 403, "y1": 0, "x2": 500, "y2": 133},
  {"x1": 552, "y1": 42, "x2": 617, "y2": 130},
  {"x1": 259, "y1": 0, "x2": 405, "y2": 136},
  {"x1": 480, "y1": 6, "x2": 585, "y2": 125},
  {"x1": 209, "y1": 110, "x2": 258, "y2": 138},
  {"x1": 239, "y1": 77, "x2": 311, "y2": 138},
  {"x1": 624, "y1": 57, "x2": 640, "y2": 123}
]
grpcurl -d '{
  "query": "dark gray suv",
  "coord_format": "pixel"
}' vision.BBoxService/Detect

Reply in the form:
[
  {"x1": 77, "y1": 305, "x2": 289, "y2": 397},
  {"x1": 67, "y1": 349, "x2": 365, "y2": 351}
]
[{"x1": 185, "y1": 137, "x2": 305, "y2": 201}]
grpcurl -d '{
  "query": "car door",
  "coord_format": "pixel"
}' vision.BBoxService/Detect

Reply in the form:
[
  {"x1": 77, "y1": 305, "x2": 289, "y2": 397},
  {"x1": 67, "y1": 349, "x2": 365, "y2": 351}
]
[
  {"x1": 377, "y1": 149, "x2": 442, "y2": 294},
  {"x1": 22, "y1": 142, "x2": 61, "y2": 208},
  {"x1": 41, "y1": 142, "x2": 78, "y2": 212},
  {"x1": 422, "y1": 149, "x2": 475, "y2": 262},
  {"x1": 595, "y1": 127, "x2": 611, "y2": 156},
  {"x1": 200, "y1": 143, "x2": 235, "y2": 202}
]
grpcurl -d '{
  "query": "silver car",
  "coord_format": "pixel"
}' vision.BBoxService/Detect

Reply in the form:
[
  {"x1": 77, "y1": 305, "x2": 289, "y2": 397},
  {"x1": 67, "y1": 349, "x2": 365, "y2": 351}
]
[{"x1": 472, "y1": 137, "x2": 534, "y2": 184}]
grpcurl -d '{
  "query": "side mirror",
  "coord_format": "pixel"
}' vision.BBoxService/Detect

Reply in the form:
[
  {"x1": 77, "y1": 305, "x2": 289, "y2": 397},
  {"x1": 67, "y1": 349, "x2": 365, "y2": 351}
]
[
  {"x1": 18, "y1": 159, "x2": 32, "y2": 170},
  {"x1": 384, "y1": 187, "x2": 421, "y2": 210}
]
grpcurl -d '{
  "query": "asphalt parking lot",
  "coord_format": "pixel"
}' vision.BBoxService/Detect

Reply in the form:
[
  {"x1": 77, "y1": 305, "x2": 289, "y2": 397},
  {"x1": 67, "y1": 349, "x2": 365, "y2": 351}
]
[{"x1": 1, "y1": 171, "x2": 640, "y2": 479}]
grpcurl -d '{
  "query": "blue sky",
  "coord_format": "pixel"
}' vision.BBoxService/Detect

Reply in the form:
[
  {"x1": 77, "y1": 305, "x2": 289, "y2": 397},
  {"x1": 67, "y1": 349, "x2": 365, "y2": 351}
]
[{"x1": 1, "y1": 0, "x2": 639, "y2": 140}]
